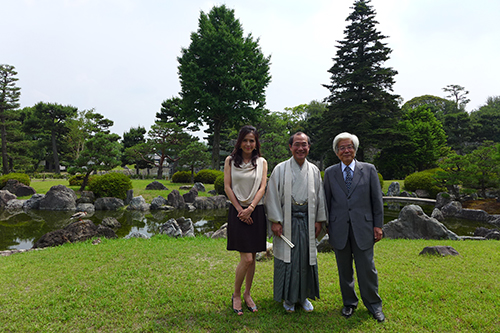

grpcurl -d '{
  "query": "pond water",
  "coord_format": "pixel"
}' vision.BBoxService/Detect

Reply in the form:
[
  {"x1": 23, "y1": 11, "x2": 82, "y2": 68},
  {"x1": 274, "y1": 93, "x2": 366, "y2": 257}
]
[{"x1": 0, "y1": 202, "x2": 494, "y2": 251}]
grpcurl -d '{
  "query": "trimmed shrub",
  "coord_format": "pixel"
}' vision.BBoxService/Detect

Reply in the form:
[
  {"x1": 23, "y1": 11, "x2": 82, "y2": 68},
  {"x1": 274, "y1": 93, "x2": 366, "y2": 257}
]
[
  {"x1": 0, "y1": 173, "x2": 31, "y2": 188},
  {"x1": 378, "y1": 173, "x2": 384, "y2": 189},
  {"x1": 87, "y1": 172, "x2": 132, "y2": 200},
  {"x1": 68, "y1": 174, "x2": 96, "y2": 187},
  {"x1": 404, "y1": 168, "x2": 445, "y2": 198},
  {"x1": 171, "y1": 171, "x2": 192, "y2": 183},
  {"x1": 194, "y1": 169, "x2": 224, "y2": 184},
  {"x1": 214, "y1": 174, "x2": 225, "y2": 195}
]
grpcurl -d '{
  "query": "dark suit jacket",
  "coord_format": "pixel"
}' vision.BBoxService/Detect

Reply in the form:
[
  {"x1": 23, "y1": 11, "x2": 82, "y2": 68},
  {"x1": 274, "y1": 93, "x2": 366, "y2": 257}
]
[{"x1": 324, "y1": 160, "x2": 383, "y2": 251}]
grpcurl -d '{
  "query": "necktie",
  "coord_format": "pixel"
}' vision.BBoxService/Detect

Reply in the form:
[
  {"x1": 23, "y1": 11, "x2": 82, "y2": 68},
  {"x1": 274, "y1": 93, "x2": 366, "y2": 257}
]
[{"x1": 345, "y1": 167, "x2": 353, "y2": 192}]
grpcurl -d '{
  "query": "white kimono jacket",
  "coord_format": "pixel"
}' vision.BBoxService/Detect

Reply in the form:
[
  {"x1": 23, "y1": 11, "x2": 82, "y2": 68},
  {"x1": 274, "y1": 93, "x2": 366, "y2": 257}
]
[{"x1": 265, "y1": 157, "x2": 327, "y2": 266}]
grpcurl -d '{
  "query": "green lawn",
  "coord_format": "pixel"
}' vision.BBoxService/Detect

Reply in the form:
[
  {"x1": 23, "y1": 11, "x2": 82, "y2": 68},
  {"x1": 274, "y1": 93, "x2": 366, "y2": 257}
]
[{"x1": 1, "y1": 237, "x2": 499, "y2": 332}]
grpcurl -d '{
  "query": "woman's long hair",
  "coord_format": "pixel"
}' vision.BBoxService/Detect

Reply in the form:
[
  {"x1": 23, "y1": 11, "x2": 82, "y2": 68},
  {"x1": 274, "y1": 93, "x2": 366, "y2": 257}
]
[{"x1": 230, "y1": 125, "x2": 261, "y2": 168}]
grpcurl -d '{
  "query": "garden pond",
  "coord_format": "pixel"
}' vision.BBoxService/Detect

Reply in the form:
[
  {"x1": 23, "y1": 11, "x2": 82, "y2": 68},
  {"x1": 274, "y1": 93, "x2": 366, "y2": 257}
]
[{"x1": 0, "y1": 201, "x2": 494, "y2": 251}]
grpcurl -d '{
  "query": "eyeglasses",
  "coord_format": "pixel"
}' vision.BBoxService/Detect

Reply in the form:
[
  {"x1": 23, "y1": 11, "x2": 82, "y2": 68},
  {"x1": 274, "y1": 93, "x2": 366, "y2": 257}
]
[{"x1": 339, "y1": 145, "x2": 354, "y2": 151}]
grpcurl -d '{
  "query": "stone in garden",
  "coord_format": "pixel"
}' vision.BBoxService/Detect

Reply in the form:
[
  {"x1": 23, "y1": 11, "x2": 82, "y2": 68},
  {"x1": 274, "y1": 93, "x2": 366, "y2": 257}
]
[
  {"x1": 150, "y1": 196, "x2": 168, "y2": 210},
  {"x1": 399, "y1": 191, "x2": 416, "y2": 197},
  {"x1": 431, "y1": 208, "x2": 444, "y2": 221},
  {"x1": 94, "y1": 197, "x2": 124, "y2": 210},
  {"x1": 316, "y1": 234, "x2": 334, "y2": 253},
  {"x1": 38, "y1": 185, "x2": 77, "y2": 211},
  {"x1": 186, "y1": 203, "x2": 196, "y2": 211},
  {"x1": 179, "y1": 185, "x2": 192, "y2": 190},
  {"x1": 125, "y1": 231, "x2": 150, "y2": 239},
  {"x1": 5, "y1": 199, "x2": 25, "y2": 210},
  {"x1": 145, "y1": 181, "x2": 168, "y2": 191},
  {"x1": 101, "y1": 217, "x2": 121, "y2": 229},
  {"x1": 176, "y1": 217, "x2": 195, "y2": 237},
  {"x1": 0, "y1": 190, "x2": 17, "y2": 208},
  {"x1": 193, "y1": 195, "x2": 227, "y2": 210},
  {"x1": 435, "y1": 192, "x2": 453, "y2": 209},
  {"x1": 415, "y1": 189, "x2": 430, "y2": 198},
  {"x1": 160, "y1": 218, "x2": 182, "y2": 238},
  {"x1": 126, "y1": 196, "x2": 150, "y2": 211},
  {"x1": 183, "y1": 187, "x2": 198, "y2": 203},
  {"x1": 211, "y1": 223, "x2": 227, "y2": 239},
  {"x1": 167, "y1": 190, "x2": 185, "y2": 209},
  {"x1": 33, "y1": 220, "x2": 117, "y2": 248},
  {"x1": 3, "y1": 179, "x2": 36, "y2": 197},
  {"x1": 456, "y1": 208, "x2": 490, "y2": 222},
  {"x1": 76, "y1": 191, "x2": 95, "y2": 204},
  {"x1": 208, "y1": 190, "x2": 217, "y2": 195},
  {"x1": 125, "y1": 189, "x2": 134, "y2": 205},
  {"x1": 76, "y1": 203, "x2": 95, "y2": 214},
  {"x1": 440, "y1": 201, "x2": 462, "y2": 217},
  {"x1": 419, "y1": 246, "x2": 459, "y2": 256},
  {"x1": 23, "y1": 193, "x2": 45, "y2": 210},
  {"x1": 193, "y1": 182, "x2": 206, "y2": 192},
  {"x1": 256, "y1": 242, "x2": 274, "y2": 261},
  {"x1": 387, "y1": 182, "x2": 400, "y2": 196},
  {"x1": 382, "y1": 204, "x2": 460, "y2": 240}
]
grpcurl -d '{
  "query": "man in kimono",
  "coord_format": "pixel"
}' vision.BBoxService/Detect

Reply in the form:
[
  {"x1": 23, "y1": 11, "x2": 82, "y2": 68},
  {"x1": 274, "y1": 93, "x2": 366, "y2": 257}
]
[{"x1": 265, "y1": 132, "x2": 327, "y2": 313}]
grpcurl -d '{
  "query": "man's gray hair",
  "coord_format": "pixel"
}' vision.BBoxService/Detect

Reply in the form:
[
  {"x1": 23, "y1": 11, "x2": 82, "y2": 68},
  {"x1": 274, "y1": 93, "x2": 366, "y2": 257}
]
[{"x1": 332, "y1": 132, "x2": 359, "y2": 154}]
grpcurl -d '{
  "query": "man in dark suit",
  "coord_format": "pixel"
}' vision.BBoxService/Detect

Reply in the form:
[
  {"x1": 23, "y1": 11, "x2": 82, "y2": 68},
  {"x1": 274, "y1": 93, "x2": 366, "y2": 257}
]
[{"x1": 323, "y1": 132, "x2": 385, "y2": 322}]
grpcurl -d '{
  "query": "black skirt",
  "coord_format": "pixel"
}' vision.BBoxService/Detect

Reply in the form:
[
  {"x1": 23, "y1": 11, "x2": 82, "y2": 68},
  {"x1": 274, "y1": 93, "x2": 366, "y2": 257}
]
[{"x1": 226, "y1": 204, "x2": 267, "y2": 253}]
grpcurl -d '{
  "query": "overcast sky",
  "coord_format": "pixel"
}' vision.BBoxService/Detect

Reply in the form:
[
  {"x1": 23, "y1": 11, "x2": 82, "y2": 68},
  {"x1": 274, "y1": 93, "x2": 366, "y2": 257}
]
[{"x1": 2, "y1": 0, "x2": 499, "y2": 137}]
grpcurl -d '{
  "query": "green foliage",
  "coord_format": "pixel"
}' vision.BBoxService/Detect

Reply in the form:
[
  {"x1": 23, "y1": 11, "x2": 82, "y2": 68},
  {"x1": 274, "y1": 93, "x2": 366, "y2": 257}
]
[
  {"x1": 171, "y1": 171, "x2": 193, "y2": 183},
  {"x1": 0, "y1": 173, "x2": 30, "y2": 188},
  {"x1": 179, "y1": 141, "x2": 211, "y2": 183},
  {"x1": 87, "y1": 172, "x2": 132, "y2": 199},
  {"x1": 214, "y1": 174, "x2": 225, "y2": 195},
  {"x1": 378, "y1": 172, "x2": 384, "y2": 189},
  {"x1": 194, "y1": 169, "x2": 223, "y2": 184},
  {"x1": 323, "y1": 0, "x2": 400, "y2": 161},
  {"x1": 404, "y1": 168, "x2": 445, "y2": 198},
  {"x1": 68, "y1": 174, "x2": 96, "y2": 187},
  {"x1": 178, "y1": 4, "x2": 271, "y2": 169}
]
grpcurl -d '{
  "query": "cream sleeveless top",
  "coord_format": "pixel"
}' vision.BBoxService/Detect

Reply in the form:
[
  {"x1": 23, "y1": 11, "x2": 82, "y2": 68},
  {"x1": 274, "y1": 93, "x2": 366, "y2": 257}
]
[{"x1": 230, "y1": 156, "x2": 265, "y2": 206}]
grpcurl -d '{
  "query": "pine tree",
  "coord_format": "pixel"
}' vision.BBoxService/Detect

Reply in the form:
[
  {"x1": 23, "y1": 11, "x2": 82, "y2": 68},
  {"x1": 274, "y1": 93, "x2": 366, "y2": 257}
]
[
  {"x1": 323, "y1": 0, "x2": 400, "y2": 161},
  {"x1": 0, "y1": 64, "x2": 21, "y2": 174}
]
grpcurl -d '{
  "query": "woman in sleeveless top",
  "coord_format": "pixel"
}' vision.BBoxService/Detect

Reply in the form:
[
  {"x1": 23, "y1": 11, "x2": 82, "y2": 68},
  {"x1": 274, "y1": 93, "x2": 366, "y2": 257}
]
[{"x1": 224, "y1": 125, "x2": 268, "y2": 315}]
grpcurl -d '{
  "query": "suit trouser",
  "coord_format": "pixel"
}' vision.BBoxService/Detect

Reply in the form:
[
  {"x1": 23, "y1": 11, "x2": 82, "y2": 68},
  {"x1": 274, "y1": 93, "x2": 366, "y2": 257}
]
[{"x1": 334, "y1": 223, "x2": 382, "y2": 314}]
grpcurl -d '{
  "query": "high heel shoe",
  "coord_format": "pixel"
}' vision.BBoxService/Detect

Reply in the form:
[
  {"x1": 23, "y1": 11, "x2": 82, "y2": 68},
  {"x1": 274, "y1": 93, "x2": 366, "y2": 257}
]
[
  {"x1": 244, "y1": 295, "x2": 258, "y2": 313},
  {"x1": 231, "y1": 295, "x2": 243, "y2": 316}
]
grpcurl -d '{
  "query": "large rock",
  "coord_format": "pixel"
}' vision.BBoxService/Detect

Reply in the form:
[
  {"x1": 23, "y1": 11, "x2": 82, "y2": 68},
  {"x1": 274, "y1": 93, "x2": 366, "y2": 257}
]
[
  {"x1": 435, "y1": 192, "x2": 453, "y2": 209},
  {"x1": 3, "y1": 179, "x2": 36, "y2": 197},
  {"x1": 383, "y1": 204, "x2": 460, "y2": 240},
  {"x1": 176, "y1": 217, "x2": 195, "y2": 237},
  {"x1": 23, "y1": 193, "x2": 45, "y2": 210},
  {"x1": 76, "y1": 191, "x2": 95, "y2": 204},
  {"x1": 211, "y1": 223, "x2": 227, "y2": 239},
  {"x1": 76, "y1": 203, "x2": 95, "y2": 214},
  {"x1": 441, "y1": 201, "x2": 463, "y2": 217},
  {"x1": 0, "y1": 190, "x2": 17, "y2": 208},
  {"x1": 160, "y1": 218, "x2": 182, "y2": 238},
  {"x1": 94, "y1": 197, "x2": 124, "y2": 210},
  {"x1": 38, "y1": 185, "x2": 77, "y2": 211},
  {"x1": 145, "y1": 181, "x2": 168, "y2": 191},
  {"x1": 415, "y1": 189, "x2": 430, "y2": 198},
  {"x1": 101, "y1": 217, "x2": 121, "y2": 229},
  {"x1": 193, "y1": 182, "x2": 206, "y2": 192},
  {"x1": 5, "y1": 199, "x2": 26, "y2": 210},
  {"x1": 167, "y1": 190, "x2": 185, "y2": 209},
  {"x1": 193, "y1": 195, "x2": 227, "y2": 210},
  {"x1": 183, "y1": 187, "x2": 198, "y2": 203},
  {"x1": 126, "y1": 196, "x2": 150, "y2": 211},
  {"x1": 33, "y1": 220, "x2": 117, "y2": 248},
  {"x1": 150, "y1": 196, "x2": 172, "y2": 210},
  {"x1": 386, "y1": 182, "x2": 400, "y2": 196}
]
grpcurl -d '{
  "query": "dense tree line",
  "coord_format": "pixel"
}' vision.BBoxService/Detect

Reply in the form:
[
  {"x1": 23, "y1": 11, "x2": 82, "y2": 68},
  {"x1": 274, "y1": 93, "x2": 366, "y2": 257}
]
[{"x1": 1, "y1": 1, "x2": 500, "y2": 191}]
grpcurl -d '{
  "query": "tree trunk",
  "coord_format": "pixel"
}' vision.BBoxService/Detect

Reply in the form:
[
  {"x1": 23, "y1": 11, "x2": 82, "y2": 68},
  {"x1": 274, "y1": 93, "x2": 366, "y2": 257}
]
[
  {"x1": 211, "y1": 120, "x2": 222, "y2": 170},
  {"x1": 79, "y1": 171, "x2": 92, "y2": 192},
  {"x1": 157, "y1": 156, "x2": 165, "y2": 179},
  {"x1": 1, "y1": 117, "x2": 9, "y2": 174},
  {"x1": 51, "y1": 130, "x2": 60, "y2": 174}
]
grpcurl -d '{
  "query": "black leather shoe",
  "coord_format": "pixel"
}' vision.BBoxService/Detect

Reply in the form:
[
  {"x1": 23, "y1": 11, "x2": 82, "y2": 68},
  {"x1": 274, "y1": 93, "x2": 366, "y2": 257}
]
[
  {"x1": 372, "y1": 311, "x2": 385, "y2": 322},
  {"x1": 341, "y1": 306, "x2": 355, "y2": 318}
]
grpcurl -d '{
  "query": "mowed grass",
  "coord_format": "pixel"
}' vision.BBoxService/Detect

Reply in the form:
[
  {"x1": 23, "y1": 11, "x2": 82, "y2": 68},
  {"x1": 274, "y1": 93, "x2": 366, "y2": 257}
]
[{"x1": 1, "y1": 236, "x2": 499, "y2": 332}]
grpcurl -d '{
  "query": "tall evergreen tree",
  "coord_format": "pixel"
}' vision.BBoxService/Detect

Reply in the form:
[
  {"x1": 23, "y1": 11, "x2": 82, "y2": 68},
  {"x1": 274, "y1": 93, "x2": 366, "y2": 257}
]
[
  {"x1": 178, "y1": 5, "x2": 271, "y2": 170},
  {"x1": 323, "y1": 0, "x2": 400, "y2": 161},
  {"x1": 0, "y1": 64, "x2": 21, "y2": 174}
]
